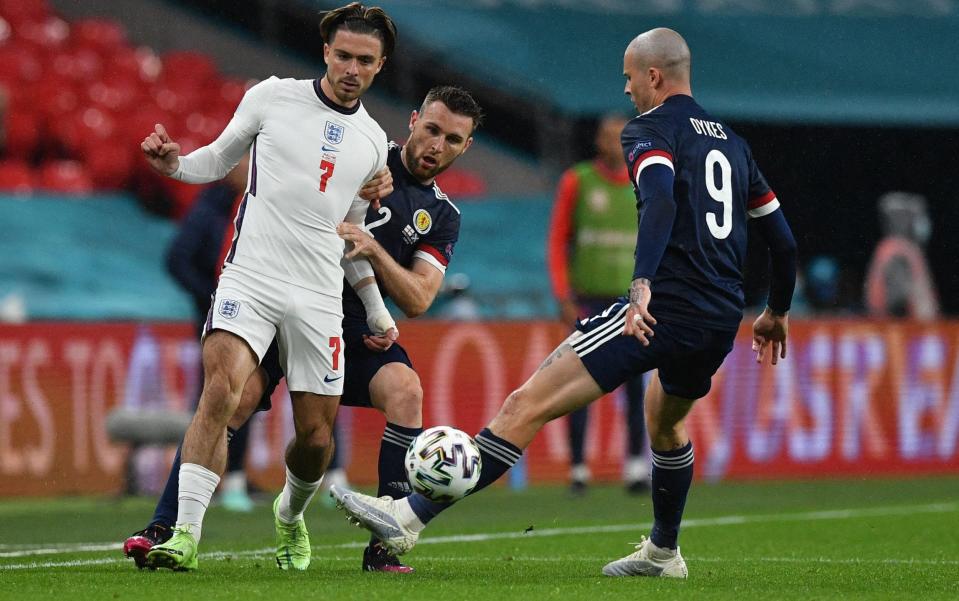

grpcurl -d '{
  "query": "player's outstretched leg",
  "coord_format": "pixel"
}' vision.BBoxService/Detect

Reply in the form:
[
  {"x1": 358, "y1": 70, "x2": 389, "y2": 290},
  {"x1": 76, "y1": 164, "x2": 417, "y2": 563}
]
[
  {"x1": 364, "y1": 422, "x2": 421, "y2": 572},
  {"x1": 363, "y1": 363, "x2": 424, "y2": 572},
  {"x1": 333, "y1": 343, "x2": 602, "y2": 555},
  {"x1": 331, "y1": 427, "x2": 525, "y2": 555}
]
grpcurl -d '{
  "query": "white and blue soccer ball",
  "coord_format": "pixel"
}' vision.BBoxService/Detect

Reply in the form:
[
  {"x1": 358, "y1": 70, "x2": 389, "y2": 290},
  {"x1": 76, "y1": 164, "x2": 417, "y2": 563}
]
[{"x1": 405, "y1": 426, "x2": 482, "y2": 503}]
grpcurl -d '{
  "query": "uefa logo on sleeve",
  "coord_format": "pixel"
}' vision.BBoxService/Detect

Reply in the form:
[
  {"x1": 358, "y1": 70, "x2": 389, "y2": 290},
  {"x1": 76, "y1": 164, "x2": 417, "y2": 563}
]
[{"x1": 218, "y1": 299, "x2": 240, "y2": 319}]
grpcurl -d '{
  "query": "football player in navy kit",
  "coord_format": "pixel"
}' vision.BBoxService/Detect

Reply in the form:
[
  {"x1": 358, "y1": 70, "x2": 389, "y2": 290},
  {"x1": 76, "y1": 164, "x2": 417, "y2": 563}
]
[
  {"x1": 331, "y1": 28, "x2": 797, "y2": 580},
  {"x1": 123, "y1": 86, "x2": 482, "y2": 573}
]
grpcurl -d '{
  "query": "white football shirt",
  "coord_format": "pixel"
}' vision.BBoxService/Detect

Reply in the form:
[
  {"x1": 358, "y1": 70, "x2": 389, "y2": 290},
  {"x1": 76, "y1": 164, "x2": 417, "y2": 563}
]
[{"x1": 172, "y1": 76, "x2": 388, "y2": 295}]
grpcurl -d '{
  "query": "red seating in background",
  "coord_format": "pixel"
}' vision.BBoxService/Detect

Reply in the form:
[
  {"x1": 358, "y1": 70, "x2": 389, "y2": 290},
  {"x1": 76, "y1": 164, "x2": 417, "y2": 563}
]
[
  {"x1": 213, "y1": 78, "x2": 248, "y2": 113},
  {"x1": 0, "y1": 7, "x2": 250, "y2": 212},
  {"x1": 49, "y1": 46, "x2": 103, "y2": 84},
  {"x1": 0, "y1": 0, "x2": 50, "y2": 26},
  {"x1": 84, "y1": 143, "x2": 134, "y2": 190},
  {"x1": 85, "y1": 73, "x2": 145, "y2": 113},
  {"x1": 0, "y1": 160, "x2": 35, "y2": 193},
  {"x1": 71, "y1": 18, "x2": 126, "y2": 56},
  {"x1": 110, "y1": 45, "x2": 161, "y2": 84},
  {"x1": 33, "y1": 78, "x2": 80, "y2": 120},
  {"x1": 2, "y1": 109, "x2": 40, "y2": 159},
  {"x1": 435, "y1": 168, "x2": 488, "y2": 197},
  {"x1": 121, "y1": 103, "x2": 174, "y2": 147},
  {"x1": 0, "y1": 45, "x2": 43, "y2": 84},
  {"x1": 38, "y1": 159, "x2": 93, "y2": 194},
  {"x1": 51, "y1": 106, "x2": 118, "y2": 156},
  {"x1": 161, "y1": 51, "x2": 217, "y2": 86}
]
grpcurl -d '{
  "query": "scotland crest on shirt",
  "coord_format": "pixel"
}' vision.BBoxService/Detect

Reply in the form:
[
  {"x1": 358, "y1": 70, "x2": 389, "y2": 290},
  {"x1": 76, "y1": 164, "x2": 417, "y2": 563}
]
[{"x1": 324, "y1": 121, "x2": 345, "y2": 145}]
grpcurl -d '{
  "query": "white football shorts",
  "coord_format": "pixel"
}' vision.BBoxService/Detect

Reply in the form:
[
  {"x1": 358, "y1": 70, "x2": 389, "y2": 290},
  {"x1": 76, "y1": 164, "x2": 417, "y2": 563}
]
[{"x1": 203, "y1": 263, "x2": 345, "y2": 396}]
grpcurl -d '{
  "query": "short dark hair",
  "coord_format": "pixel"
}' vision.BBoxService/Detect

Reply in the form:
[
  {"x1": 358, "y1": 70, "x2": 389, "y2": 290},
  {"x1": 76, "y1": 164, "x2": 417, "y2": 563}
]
[
  {"x1": 420, "y1": 86, "x2": 484, "y2": 132},
  {"x1": 319, "y1": 2, "x2": 397, "y2": 59}
]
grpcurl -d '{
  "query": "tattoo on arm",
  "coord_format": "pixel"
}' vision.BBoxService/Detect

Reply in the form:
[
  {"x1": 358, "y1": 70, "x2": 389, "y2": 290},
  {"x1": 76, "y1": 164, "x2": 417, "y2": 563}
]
[{"x1": 629, "y1": 278, "x2": 651, "y2": 305}]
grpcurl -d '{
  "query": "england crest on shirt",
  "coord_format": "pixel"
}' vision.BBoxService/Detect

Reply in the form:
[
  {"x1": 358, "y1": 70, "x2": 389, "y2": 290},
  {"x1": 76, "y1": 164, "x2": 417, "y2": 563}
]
[
  {"x1": 324, "y1": 121, "x2": 345, "y2": 145},
  {"x1": 218, "y1": 299, "x2": 240, "y2": 319}
]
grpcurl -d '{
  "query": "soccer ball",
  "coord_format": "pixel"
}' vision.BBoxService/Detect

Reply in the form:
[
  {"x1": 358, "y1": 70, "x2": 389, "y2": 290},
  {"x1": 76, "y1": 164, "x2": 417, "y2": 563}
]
[{"x1": 405, "y1": 426, "x2": 482, "y2": 503}]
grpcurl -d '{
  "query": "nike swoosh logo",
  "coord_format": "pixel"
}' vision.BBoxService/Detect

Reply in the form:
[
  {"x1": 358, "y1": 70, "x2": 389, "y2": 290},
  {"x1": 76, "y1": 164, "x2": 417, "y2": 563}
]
[
  {"x1": 324, "y1": 374, "x2": 343, "y2": 383},
  {"x1": 322, "y1": 145, "x2": 339, "y2": 152}
]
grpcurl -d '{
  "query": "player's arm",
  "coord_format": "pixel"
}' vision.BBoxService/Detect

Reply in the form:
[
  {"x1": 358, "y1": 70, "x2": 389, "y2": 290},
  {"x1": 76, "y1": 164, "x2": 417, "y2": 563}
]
[
  {"x1": 337, "y1": 223, "x2": 444, "y2": 318},
  {"x1": 357, "y1": 166, "x2": 393, "y2": 208},
  {"x1": 747, "y1": 161, "x2": 798, "y2": 365},
  {"x1": 547, "y1": 169, "x2": 581, "y2": 324},
  {"x1": 621, "y1": 124, "x2": 677, "y2": 344},
  {"x1": 141, "y1": 78, "x2": 273, "y2": 182},
  {"x1": 340, "y1": 196, "x2": 398, "y2": 338}
]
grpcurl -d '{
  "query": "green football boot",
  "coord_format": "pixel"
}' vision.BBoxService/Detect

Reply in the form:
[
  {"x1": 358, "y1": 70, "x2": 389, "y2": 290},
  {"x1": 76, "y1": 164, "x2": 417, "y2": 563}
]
[
  {"x1": 273, "y1": 495, "x2": 311, "y2": 570},
  {"x1": 145, "y1": 527, "x2": 199, "y2": 571}
]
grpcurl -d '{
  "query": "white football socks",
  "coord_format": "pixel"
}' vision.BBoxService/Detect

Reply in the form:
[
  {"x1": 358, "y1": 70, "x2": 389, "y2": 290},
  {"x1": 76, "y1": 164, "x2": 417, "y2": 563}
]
[
  {"x1": 397, "y1": 498, "x2": 427, "y2": 533},
  {"x1": 277, "y1": 466, "x2": 322, "y2": 524},
  {"x1": 176, "y1": 462, "x2": 220, "y2": 543}
]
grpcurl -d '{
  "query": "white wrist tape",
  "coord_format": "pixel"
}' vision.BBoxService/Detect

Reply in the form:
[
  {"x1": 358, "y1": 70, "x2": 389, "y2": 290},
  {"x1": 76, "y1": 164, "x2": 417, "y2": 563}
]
[
  {"x1": 342, "y1": 256, "x2": 375, "y2": 287},
  {"x1": 356, "y1": 283, "x2": 396, "y2": 335}
]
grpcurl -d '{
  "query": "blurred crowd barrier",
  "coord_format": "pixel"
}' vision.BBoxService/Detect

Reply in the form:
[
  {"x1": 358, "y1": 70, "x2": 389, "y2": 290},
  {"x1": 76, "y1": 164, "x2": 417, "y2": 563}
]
[{"x1": 1, "y1": 319, "x2": 957, "y2": 496}]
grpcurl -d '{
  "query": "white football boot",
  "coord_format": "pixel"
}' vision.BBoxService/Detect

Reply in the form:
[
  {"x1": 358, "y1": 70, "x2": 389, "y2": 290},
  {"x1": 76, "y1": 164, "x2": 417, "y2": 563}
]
[
  {"x1": 602, "y1": 536, "x2": 688, "y2": 578},
  {"x1": 330, "y1": 485, "x2": 421, "y2": 555}
]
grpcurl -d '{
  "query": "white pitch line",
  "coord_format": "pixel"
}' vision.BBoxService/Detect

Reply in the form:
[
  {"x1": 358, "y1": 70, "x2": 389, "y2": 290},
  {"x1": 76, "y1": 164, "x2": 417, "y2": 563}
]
[
  {"x1": 1, "y1": 501, "x2": 956, "y2": 570},
  {"x1": 0, "y1": 558, "x2": 122, "y2": 570},
  {"x1": 0, "y1": 543, "x2": 121, "y2": 558},
  {"x1": 4, "y1": 554, "x2": 958, "y2": 571}
]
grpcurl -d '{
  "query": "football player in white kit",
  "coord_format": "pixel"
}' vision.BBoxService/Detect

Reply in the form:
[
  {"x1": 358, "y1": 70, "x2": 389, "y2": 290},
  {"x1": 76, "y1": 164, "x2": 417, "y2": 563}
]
[{"x1": 138, "y1": 3, "x2": 399, "y2": 571}]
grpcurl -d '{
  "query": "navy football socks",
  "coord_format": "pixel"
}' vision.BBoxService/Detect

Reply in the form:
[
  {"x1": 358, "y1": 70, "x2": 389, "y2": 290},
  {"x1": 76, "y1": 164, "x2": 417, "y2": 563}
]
[
  {"x1": 649, "y1": 442, "x2": 694, "y2": 549},
  {"x1": 407, "y1": 428, "x2": 523, "y2": 525},
  {"x1": 150, "y1": 444, "x2": 182, "y2": 528},
  {"x1": 150, "y1": 426, "x2": 240, "y2": 529},
  {"x1": 225, "y1": 423, "x2": 249, "y2": 473},
  {"x1": 378, "y1": 423, "x2": 422, "y2": 498},
  {"x1": 370, "y1": 423, "x2": 423, "y2": 546}
]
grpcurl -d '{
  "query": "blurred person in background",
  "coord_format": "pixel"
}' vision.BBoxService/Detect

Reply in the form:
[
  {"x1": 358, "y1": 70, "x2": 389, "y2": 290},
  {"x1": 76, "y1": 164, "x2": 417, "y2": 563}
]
[
  {"x1": 865, "y1": 191, "x2": 939, "y2": 320},
  {"x1": 434, "y1": 273, "x2": 482, "y2": 320},
  {"x1": 126, "y1": 85, "x2": 482, "y2": 574},
  {"x1": 165, "y1": 154, "x2": 257, "y2": 513},
  {"x1": 138, "y1": 2, "x2": 398, "y2": 572},
  {"x1": 547, "y1": 114, "x2": 649, "y2": 495}
]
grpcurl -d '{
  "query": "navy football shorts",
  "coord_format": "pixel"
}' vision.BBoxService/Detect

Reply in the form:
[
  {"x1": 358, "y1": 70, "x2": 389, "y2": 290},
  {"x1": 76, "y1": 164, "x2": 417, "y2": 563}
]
[
  {"x1": 255, "y1": 325, "x2": 413, "y2": 412},
  {"x1": 340, "y1": 325, "x2": 413, "y2": 408},
  {"x1": 571, "y1": 299, "x2": 737, "y2": 400}
]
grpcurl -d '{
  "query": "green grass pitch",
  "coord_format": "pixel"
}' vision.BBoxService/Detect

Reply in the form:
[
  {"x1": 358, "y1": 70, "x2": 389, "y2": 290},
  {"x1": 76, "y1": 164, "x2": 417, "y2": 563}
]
[{"x1": 1, "y1": 477, "x2": 957, "y2": 600}]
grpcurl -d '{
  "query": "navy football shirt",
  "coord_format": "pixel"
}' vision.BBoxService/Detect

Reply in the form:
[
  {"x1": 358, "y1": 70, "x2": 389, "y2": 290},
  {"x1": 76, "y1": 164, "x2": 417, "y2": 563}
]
[
  {"x1": 621, "y1": 94, "x2": 780, "y2": 330},
  {"x1": 342, "y1": 143, "x2": 461, "y2": 331}
]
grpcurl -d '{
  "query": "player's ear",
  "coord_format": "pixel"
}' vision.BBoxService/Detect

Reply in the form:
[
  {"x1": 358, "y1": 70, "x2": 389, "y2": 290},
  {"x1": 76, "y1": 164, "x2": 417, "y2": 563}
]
[
  {"x1": 649, "y1": 66, "x2": 662, "y2": 87},
  {"x1": 323, "y1": 43, "x2": 331, "y2": 65},
  {"x1": 375, "y1": 55, "x2": 386, "y2": 74},
  {"x1": 408, "y1": 110, "x2": 419, "y2": 132},
  {"x1": 461, "y1": 136, "x2": 474, "y2": 155}
]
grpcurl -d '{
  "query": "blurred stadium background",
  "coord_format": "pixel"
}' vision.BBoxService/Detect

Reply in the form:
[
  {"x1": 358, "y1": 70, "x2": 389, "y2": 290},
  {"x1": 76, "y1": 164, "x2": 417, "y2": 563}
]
[{"x1": 0, "y1": 0, "x2": 957, "y2": 505}]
